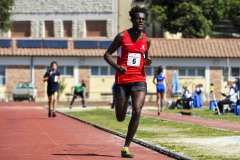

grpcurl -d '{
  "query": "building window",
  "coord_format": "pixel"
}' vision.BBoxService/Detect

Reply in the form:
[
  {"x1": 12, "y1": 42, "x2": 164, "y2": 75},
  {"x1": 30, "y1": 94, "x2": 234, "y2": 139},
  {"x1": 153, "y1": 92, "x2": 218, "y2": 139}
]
[
  {"x1": 45, "y1": 21, "x2": 54, "y2": 37},
  {"x1": 0, "y1": 66, "x2": 5, "y2": 85},
  {"x1": 91, "y1": 66, "x2": 116, "y2": 76},
  {"x1": 86, "y1": 20, "x2": 106, "y2": 37},
  {"x1": 63, "y1": 21, "x2": 72, "y2": 37},
  {"x1": 47, "y1": 66, "x2": 73, "y2": 76},
  {"x1": 11, "y1": 21, "x2": 30, "y2": 37},
  {"x1": 91, "y1": 67, "x2": 99, "y2": 75},
  {"x1": 110, "y1": 67, "x2": 115, "y2": 75},
  {"x1": 231, "y1": 67, "x2": 240, "y2": 77},
  {"x1": 65, "y1": 66, "x2": 73, "y2": 76},
  {"x1": 91, "y1": 66, "x2": 158, "y2": 76},
  {"x1": 179, "y1": 68, "x2": 205, "y2": 77},
  {"x1": 145, "y1": 67, "x2": 152, "y2": 76},
  {"x1": 197, "y1": 68, "x2": 205, "y2": 77},
  {"x1": 100, "y1": 67, "x2": 108, "y2": 75}
]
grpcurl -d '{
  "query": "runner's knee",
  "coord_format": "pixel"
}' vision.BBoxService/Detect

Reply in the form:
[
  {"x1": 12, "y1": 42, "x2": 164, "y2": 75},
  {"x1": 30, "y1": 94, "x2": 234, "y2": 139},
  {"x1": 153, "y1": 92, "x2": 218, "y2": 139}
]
[
  {"x1": 53, "y1": 97, "x2": 57, "y2": 101},
  {"x1": 132, "y1": 108, "x2": 141, "y2": 117},
  {"x1": 116, "y1": 114, "x2": 125, "y2": 122}
]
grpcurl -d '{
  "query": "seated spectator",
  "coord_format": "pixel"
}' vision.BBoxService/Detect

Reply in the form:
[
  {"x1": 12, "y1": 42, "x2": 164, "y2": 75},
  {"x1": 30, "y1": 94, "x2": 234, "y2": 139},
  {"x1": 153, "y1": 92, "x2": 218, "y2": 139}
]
[
  {"x1": 234, "y1": 73, "x2": 240, "y2": 99},
  {"x1": 174, "y1": 85, "x2": 193, "y2": 109},
  {"x1": 193, "y1": 84, "x2": 203, "y2": 108},
  {"x1": 217, "y1": 81, "x2": 238, "y2": 114}
]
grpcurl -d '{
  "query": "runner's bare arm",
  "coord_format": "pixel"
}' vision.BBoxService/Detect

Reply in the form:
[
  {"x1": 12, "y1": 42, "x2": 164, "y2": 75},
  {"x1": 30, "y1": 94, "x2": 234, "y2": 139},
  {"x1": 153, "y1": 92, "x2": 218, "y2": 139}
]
[
  {"x1": 43, "y1": 70, "x2": 55, "y2": 82},
  {"x1": 153, "y1": 73, "x2": 157, "y2": 85},
  {"x1": 104, "y1": 33, "x2": 127, "y2": 74},
  {"x1": 43, "y1": 76, "x2": 50, "y2": 82},
  {"x1": 145, "y1": 37, "x2": 152, "y2": 66}
]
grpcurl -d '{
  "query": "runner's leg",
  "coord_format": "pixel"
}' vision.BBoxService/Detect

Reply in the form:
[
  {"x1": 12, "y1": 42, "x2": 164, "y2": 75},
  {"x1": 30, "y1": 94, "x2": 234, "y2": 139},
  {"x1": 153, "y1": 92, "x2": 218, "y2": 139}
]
[
  {"x1": 48, "y1": 95, "x2": 52, "y2": 117},
  {"x1": 52, "y1": 92, "x2": 58, "y2": 117},
  {"x1": 157, "y1": 92, "x2": 160, "y2": 114},
  {"x1": 160, "y1": 91, "x2": 164, "y2": 112},
  {"x1": 124, "y1": 91, "x2": 145, "y2": 147},
  {"x1": 115, "y1": 97, "x2": 130, "y2": 122},
  {"x1": 70, "y1": 94, "x2": 77, "y2": 107},
  {"x1": 80, "y1": 92, "x2": 86, "y2": 107}
]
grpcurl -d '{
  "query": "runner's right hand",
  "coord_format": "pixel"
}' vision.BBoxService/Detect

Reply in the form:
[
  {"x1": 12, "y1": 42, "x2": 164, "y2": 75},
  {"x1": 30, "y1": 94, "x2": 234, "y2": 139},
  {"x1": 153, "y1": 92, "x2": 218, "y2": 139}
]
[{"x1": 117, "y1": 66, "x2": 127, "y2": 74}]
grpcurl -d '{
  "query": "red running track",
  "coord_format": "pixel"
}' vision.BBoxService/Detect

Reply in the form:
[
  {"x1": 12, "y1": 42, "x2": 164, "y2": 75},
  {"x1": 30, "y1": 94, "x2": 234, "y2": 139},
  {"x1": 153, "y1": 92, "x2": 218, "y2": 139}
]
[
  {"x1": 0, "y1": 103, "x2": 174, "y2": 160},
  {"x1": 142, "y1": 110, "x2": 240, "y2": 131}
]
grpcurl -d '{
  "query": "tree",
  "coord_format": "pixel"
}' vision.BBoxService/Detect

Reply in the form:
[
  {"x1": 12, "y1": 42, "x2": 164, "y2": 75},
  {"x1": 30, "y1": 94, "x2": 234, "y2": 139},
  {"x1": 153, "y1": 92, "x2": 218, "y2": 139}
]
[
  {"x1": 58, "y1": 78, "x2": 67, "y2": 102},
  {"x1": 228, "y1": 1, "x2": 240, "y2": 33},
  {"x1": 150, "y1": 0, "x2": 225, "y2": 38},
  {"x1": 0, "y1": 0, "x2": 14, "y2": 32}
]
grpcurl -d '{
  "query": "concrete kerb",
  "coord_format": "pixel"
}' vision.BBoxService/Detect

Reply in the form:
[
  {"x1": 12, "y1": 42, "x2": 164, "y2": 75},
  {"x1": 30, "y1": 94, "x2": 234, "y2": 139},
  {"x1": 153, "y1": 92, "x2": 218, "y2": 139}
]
[{"x1": 56, "y1": 110, "x2": 192, "y2": 160}]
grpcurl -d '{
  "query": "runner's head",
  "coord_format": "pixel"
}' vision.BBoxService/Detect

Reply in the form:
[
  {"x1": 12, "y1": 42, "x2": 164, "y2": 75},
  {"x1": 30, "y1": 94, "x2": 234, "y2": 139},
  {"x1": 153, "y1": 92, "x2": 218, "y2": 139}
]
[
  {"x1": 227, "y1": 81, "x2": 233, "y2": 87},
  {"x1": 156, "y1": 66, "x2": 163, "y2": 74},
  {"x1": 129, "y1": 6, "x2": 149, "y2": 31},
  {"x1": 50, "y1": 61, "x2": 58, "y2": 71}
]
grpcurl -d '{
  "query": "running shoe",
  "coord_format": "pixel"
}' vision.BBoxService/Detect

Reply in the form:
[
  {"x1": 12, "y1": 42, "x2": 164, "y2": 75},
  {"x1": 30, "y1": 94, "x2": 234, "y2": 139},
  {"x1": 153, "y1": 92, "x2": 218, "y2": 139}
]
[
  {"x1": 121, "y1": 147, "x2": 134, "y2": 158},
  {"x1": 48, "y1": 110, "x2": 51, "y2": 118},
  {"x1": 52, "y1": 112, "x2": 56, "y2": 117}
]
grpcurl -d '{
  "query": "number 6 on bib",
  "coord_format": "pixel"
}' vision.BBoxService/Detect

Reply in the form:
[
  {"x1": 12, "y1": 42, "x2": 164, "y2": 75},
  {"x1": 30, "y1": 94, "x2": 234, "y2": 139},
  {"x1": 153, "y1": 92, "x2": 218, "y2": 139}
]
[{"x1": 127, "y1": 53, "x2": 141, "y2": 66}]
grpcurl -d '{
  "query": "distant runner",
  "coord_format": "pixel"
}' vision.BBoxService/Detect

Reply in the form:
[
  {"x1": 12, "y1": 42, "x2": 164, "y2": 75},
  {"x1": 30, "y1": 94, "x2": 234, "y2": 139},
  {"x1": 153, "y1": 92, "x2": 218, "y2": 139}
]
[{"x1": 43, "y1": 61, "x2": 60, "y2": 118}]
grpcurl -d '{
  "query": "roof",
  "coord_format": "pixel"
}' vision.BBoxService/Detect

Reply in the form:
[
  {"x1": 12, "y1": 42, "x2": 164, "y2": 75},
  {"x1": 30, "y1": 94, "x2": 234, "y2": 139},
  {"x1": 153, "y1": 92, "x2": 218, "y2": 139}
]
[
  {"x1": 150, "y1": 38, "x2": 240, "y2": 58},
  {"x1": 1, "y1": 38, "x2": 240, "y2": 58}
]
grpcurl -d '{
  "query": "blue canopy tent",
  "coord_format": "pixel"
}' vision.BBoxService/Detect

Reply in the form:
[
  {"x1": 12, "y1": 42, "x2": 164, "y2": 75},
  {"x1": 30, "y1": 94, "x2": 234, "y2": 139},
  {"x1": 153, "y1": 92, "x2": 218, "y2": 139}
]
[
  {"x1": 167, "y1": 71, "x2": 181, "y2": 109},
  {"x1": 171, "y1": 71, "x2": 181, "y2": 95}
]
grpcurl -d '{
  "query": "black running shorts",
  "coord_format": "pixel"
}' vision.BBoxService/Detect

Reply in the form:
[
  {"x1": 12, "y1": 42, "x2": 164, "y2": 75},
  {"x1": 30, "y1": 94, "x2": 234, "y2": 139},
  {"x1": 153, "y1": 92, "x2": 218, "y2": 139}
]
[
  {"x1": 47, "y1": 90, "x2": 58, "y2": 97},
  {"x1": 114, "y1": 82, "x2": 147, "y2": 99}
]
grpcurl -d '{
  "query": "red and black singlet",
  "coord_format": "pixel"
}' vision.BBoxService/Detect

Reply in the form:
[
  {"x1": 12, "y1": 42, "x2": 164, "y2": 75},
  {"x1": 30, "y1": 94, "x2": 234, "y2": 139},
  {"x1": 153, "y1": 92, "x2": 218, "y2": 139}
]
[{"x1": 115, "y1": 30, "x2": 148, "y2": 84}]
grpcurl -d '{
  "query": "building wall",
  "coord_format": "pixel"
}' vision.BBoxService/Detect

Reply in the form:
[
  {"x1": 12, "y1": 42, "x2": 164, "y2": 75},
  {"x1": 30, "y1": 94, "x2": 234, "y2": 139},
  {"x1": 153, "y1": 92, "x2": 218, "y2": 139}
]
[
  {"x1": 58, "y1": 77, "x2": 75, "y2": 101},
  {"x1": 34, "y1": 65, "x2": 46, "y2": 98},
  {"x1": 8, "y1": 0, "x2": 118, "y2": 38},
  {"x1": 118, "y1": 0, "x2": 132, "y2": 32},
  {"x1": 79, "y1": 66, "x2": 90, "y2": 95},
  {"x1": 210, "y1": 67, "x2": 222, "y2": 99},
  {"x1": 0, "y1": 86, "x2": 6, "y2": 100},
  {"x1": 166, "y1": 66, "x2": 178, "y2": 97},
  {"x1": 90, "y1": 76, "x2": 115, "y2": 101},
  {"x1": 6, "y1": 65, "x2": 31, "y2": 100},
  {"x1": 12, "y1": 0, "x2": 114, "y2": 13},
  {"x1": 1, "y1": 56, "x2": 240, "y2": 102}
]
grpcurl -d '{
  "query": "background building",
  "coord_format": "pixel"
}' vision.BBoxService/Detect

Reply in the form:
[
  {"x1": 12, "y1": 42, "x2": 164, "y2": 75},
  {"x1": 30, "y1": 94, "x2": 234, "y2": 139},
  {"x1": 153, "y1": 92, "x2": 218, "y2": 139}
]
[{"x1": 0, "y1": 0, "x2": 239, "y2": 104}]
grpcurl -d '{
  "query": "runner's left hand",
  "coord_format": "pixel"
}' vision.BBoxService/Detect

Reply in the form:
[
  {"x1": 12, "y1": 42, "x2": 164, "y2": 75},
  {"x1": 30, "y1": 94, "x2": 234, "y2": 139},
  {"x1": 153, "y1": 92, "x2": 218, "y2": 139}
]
[{"x1": 145, "y1": 58, "x2": 152, "y2": 66}]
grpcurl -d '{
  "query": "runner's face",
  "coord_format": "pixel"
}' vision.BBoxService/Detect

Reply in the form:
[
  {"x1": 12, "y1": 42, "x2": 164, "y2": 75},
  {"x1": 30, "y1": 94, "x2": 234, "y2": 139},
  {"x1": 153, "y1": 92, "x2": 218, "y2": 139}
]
[
  {"x1": 132, "y1": 12, "x2": 146, "y2": 31},
  {"x1": 51, "y1": 63, "x2": 57, "y2": 71}
]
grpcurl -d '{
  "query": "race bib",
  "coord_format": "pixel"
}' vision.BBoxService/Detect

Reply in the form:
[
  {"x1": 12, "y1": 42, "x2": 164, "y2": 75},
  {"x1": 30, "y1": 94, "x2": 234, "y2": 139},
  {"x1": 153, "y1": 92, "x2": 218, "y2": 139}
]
[{"x1": 127, "y1": 53, "x2": 141, "y2": 66}]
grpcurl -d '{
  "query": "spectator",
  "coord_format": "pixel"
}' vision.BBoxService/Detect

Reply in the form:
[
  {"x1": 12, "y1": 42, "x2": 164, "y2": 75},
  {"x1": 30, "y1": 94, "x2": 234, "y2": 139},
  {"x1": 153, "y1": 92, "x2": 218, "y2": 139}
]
[
  {"x1": 69, "y1": 80, "x2": 87, "y2": 109},
  {"x1": 193, "y1": 84, "x2": 203, "y2": 108},
  {"x1": 174, "y1": 85, "x2": 192, "y2": 109},
  {"x1": 234, "y1": 73, "x2": 240, "y2": 99},
  {"x1": 218, "y1": 81, "x2": 238, "y2": 114}
]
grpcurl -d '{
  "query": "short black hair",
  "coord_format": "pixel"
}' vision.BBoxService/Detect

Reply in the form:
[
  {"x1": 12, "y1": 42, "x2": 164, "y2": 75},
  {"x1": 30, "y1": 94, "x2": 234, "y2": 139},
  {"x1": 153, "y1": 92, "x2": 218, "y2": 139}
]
[
  {"x1": 50, "y1": 61, "x2": 58, "y2": 67},
  {"x1": 129, "y1": 6, "x2": 149, "y2": 20}
]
